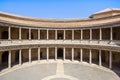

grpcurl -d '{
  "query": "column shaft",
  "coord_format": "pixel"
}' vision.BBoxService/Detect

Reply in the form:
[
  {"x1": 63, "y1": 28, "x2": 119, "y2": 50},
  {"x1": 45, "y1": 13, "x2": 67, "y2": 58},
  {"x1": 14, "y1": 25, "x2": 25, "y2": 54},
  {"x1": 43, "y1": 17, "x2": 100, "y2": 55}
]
[
  {"x1": 55, "y1": 30, "x2": 57, "y2": 40},
  {"x1": 64, "y1": 30, "x2": 66, "y2": 40},
  {"x1": 29, "y1": 48, "x2": 31, "y2": 63},
  {"x1": 8, "y1": 51, "x2": 11, "y2": 68},
  {"x1": 47, "y1": 47, "x2": 49, "y2": 61},
  {"x1": 89, "y1": 49, "x2": 92, "y2": 64},
  {"x1": 19, "y1": 27, "x2": 21, "y2": 40},
  {"x1": 80, "y1": 48, "x2": 83, "y2": 62},
  {"x1": 38, "y1": 47, "x2": 40, "y2": 61},
  {"x1": 99, "y1": 50, "x2": 102, "y2": 66},
  {"x1": 81, "y1": 29, "x2": 83, "y2": 40},
  {"x1": 29, "y1": 28, "x2": 31, "y2": 40},
  {"x1": 72, "y1": 48, "x2": 74, "y2": 61},
  {"x1": 38, "y1": 29, "x2": 40, "y2": 40},
  {"x1": 47, "y1": 30, "x2": 49, "y2": 40},
  {"x1": 100, "y1": 28, "x2": 102, "y2": 40},
  {"x1": 109, "y1": 51, "x2": 112, "y2": 69},
  {"x1": 19, "y1": 50, "x2": 22, "y2": 65},
  {"x1": 55, "y1": 47, "x2": 57, "y2": 60},
  {"x1": 8, "y1": 26, "x2": 11, "y2": 40},
  {"x1": 63, "y1": 47, "x2": 65, "y2": 60},
  {"x1": 72, "y1": 30, "x2": 74, "y2": 40},
  {"x1": 90, "y1": 29, "x2": 92, "y2": 40},
  {"x1": 110, "y1": 27, "x2": 113, "y2": 41}
]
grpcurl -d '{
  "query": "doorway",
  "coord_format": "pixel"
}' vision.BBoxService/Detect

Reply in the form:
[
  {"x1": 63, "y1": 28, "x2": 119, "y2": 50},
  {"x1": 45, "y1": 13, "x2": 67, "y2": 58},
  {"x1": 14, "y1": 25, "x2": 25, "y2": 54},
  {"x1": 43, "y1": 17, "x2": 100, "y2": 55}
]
[{"x1": 57, "y1": 48, "x2": 63, "y2": 58}]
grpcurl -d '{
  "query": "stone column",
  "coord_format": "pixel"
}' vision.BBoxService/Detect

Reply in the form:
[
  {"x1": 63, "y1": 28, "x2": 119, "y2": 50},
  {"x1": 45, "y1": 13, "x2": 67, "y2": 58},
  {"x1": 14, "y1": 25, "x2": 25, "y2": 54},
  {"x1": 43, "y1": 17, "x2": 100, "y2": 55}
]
[
  {"x1": 19, "y1": 49, "x2": 22, "y2": 65},
  {"x1": 55, "y1": 30, "x2": 57, "y2": 40},
  {"x1": 47, "y1": 29, "x2": 49, "y2": 40},
  {"x1": 64, "y1": 30, "x2": 66, "y2": 40},
  {"x1": 81, "y1": 29, "x2": 83, "y2": 40},
  {"x1": 47, "y1": 47, "x2": 49, "y2": 61},
  {"x1": 72, "y1": 30, "x2": 74, "y2": 40},
  {"x1": 29, "y1": 28, "x2": 31, "y2": 40},
  {"x1": 110, "y1": 27, "x2": 113, "y2": 41},
  {"x1": 63, "y1": 47, "x2": 65, "y2": 60},
  {"x1": 19, "y1": 27, "x2": 21, "y2": 40},
  {"x1": 89, "y1": 49, "x2": 92, "y2": 64},
  {"x1": 8, "y1": 26, "x2": 11, "y2": 40},
  {"x1": 100, "y1": 28, "x2": 102, "y2": 40},
  {"x1": 72, "y1": 48, "x2": 74, "y2": 61},
  {"x1": 99, "y1": 50, "x2": 102, "y2": 66},
  {"x1": 8, "y1": 51, "x2": 11, "y2": 68},
  {"x1": 38, "y1": 47, "x2": 40, "y2": 62},
  {"x1": 55, "y1": 47, "x2": 57, "y2": 61},
  {"x1": 38, "y1": 29, "x2": 40, "y2": 40},
  {"x1": 109, "y1": 51, "x2": 112, "y2": 69},
  {"x1": 80, "y1": 48, "x2": 83, "y2": 62},
  {"x1": 90, "y1": 29, "x2": 92, "y2": 40},
  {"x1": 29, "y1": 48, "x2": 31, "y2": 63}
]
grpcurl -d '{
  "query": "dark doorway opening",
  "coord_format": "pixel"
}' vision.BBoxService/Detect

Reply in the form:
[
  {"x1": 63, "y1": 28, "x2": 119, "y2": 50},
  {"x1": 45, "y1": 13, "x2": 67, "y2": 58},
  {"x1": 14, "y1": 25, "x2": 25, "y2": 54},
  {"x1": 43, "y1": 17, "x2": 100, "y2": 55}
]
[
  {"x1": 2, "y1": 51, "x2": 8, "y2": 64},
  {"x1": 1, "y1": 31, "x2": 8, "y2": 39},
  {"x1": 57, "y1": 48, "x2": 63, "y2": 58},
  {"x1": 15, "y1": 51, "x2": 19, "y2": 63},
  {"x1": 40, "y1": 52, "x2": 43, "y2": 59},
  {"x1": 57, "y1": 33, "x2": 63, "y2": 39}
]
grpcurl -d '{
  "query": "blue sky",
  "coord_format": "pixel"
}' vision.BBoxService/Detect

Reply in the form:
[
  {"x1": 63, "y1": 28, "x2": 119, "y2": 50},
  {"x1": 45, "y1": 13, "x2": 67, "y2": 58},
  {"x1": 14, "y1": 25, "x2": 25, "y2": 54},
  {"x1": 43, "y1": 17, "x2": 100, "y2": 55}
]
[{"x1": 0, "y1": 0, "x2": 120, "y2": 18}]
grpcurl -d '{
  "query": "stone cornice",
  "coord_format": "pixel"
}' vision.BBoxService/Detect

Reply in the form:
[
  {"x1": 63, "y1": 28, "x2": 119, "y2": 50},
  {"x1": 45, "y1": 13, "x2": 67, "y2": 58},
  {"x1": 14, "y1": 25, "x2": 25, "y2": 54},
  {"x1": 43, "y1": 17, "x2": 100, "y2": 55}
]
[
  {"x1": 0, "y1": 12, "x2": 120, "y2": 28},
  {"x1": 0, "y1": 20, "x2": 120, "y2": 29},
  {"x1": 0, "y1": 44, "x2": 120, "y2": 52}
]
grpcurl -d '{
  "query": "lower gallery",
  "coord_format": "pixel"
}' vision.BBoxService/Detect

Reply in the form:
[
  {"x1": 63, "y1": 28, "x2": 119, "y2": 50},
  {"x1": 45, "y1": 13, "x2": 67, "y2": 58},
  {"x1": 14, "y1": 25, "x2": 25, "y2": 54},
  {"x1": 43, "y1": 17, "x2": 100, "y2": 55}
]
[{"x1": 0, "y1": 8, "x2": 120, "y2": 80}]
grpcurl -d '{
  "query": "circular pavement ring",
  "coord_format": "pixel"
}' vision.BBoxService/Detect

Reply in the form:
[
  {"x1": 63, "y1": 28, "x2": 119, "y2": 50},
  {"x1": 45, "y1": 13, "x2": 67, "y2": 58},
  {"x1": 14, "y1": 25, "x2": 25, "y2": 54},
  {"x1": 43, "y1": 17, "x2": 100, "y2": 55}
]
[{"x1": 0, "y1": 61, "x2": 119, "y2": 80}]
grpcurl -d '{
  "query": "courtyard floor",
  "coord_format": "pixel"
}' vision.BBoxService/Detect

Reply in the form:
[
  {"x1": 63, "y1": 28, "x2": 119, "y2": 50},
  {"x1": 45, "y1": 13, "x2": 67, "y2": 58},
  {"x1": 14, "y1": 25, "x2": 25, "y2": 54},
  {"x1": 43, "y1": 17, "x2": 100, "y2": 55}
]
[{"x1": 0, "y1": 60, "x2": 119, "y2": 80}]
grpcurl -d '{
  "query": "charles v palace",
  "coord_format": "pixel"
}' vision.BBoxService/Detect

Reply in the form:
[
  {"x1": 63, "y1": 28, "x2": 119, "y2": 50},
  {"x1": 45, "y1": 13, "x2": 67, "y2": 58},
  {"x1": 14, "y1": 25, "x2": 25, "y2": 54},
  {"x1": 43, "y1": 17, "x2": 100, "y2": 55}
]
[{"x1": 0, "y1": 8, "x2": 120, "y2": 79}]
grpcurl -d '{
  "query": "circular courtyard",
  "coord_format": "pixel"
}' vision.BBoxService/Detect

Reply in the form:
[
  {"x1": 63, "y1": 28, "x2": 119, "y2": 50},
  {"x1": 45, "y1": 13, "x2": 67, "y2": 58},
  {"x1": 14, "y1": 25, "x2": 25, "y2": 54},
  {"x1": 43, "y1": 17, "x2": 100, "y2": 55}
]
[{"x1": 0, "y1": 61, "x2": 119, "y2": 80}]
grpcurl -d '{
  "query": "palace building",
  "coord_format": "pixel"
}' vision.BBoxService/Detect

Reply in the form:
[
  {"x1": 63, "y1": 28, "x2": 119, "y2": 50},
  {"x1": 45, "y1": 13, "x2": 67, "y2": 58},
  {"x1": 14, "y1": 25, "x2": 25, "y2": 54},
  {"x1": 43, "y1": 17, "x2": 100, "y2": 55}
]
[{"x1": 0, "y1": 8, "x2": 120, "y2": 75}]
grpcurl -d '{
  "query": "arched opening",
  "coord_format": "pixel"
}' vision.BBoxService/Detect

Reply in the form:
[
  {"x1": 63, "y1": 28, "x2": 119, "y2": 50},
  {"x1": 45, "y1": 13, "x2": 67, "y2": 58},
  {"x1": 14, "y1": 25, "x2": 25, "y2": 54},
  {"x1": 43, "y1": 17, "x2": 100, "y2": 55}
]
[
  {"x1": 2, "y1": 51, "x2": 8, "y2": 64},
  {"x1": 57, "y1": 48, "x2": 63, "y2": 58},
  {"x1": 1, "y1": 31, "x2": 8, "y2": 39},
  {"x1": 57, "y1": 33, "x2": 63, "y2": 39}
]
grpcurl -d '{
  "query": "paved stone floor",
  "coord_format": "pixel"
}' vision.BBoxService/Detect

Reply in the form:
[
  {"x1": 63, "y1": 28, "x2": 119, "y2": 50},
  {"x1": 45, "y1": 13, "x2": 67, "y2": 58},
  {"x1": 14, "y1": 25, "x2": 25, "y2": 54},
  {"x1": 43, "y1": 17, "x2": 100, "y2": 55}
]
[{"x1": 0, "y1": 60, "x2": 119, "y2": 80}]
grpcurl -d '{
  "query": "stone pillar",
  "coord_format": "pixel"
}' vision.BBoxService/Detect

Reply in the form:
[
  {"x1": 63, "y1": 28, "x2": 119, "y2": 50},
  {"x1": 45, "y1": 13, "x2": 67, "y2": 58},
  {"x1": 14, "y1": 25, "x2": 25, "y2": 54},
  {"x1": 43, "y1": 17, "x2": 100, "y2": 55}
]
[
  {"x1": 81, "y1": 29, "x2": 83, "y2": 40},
  {"x1": 90, "y1": 29, "x2": 92, "y2": 40},
  {"x1": 38, "y1": 29, "x2": 40, "y2": 40},
  {"x1": 38, "y1": 47, "x2": 40, "y2": 62},
  {"x1": 63, "y1": 47, "x2": 65, "y2": 60},
  {"x1": 19, "y1": 27, "x2": 21, "y2": 40},
  {"x1": 55, "y1": 47, "x2": 57, "y2": 61},
  {"x1": 72, "y1": 48, "x2": 74, "y2": 61},
  {"x1": 47, "y1": 47, "x2": 49, "y2": 61},
  {"x1": 29, "y1": 48, "x2": 31, "y2": 63},
  {"x1": 29, "y1": 28, "x2": 31, "y2": 40},
  {"x1": 19, "y1": 49, "x2": 22, "y2": 65},
  {"x1": 110, "y1": 27, "x2": 113, "y2": 41},
  {"x1": 8, "y1": 26, "x2": 11, "y2": 40},
  {"x1": 80, "y1": 48, "x2": 83, "y2": 62},
  {"x1": 99, "y1": 50, "x2": 102, "y2": 66},
  {"x1": 47, "y1": 29, "x2": 49, "y2": 40},
  {"x1": 55, "y1": 30, "x2": 57, "y2": 40},
  {"x1": 100, "y1": 28, "x2": 102, "y2": 40},
  {"x1": 64, "y1": 30, "x2": 66, "y2": 40},
  {"x1": 72, "y1": 30, "x2": 74, "y2": 40},
  {"x1": 109, "y1": 51, "x2": 112, "y2": 69},
  {"x1": 89, "y1": 49, "x2": 92, "y2": 64},
  {"x1": 8, "y1": 50, "x2": 11, "y2": 68}
]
